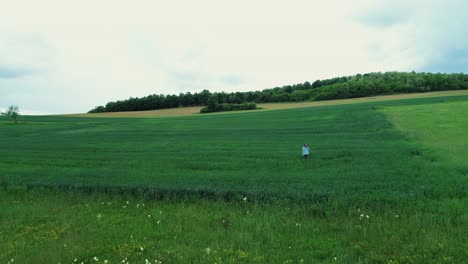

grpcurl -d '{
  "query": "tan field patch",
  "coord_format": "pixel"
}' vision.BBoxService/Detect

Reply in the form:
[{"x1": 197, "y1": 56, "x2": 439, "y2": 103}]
[
  {"x1": 68, "y1": 106, "x2": 203, "y2": 118},
  {"x1": 258, "y1": 90, "x2": 468, "y2": 111},
  {"x1": 67, "y1": 90, "x2": 468, "y2": 118}
]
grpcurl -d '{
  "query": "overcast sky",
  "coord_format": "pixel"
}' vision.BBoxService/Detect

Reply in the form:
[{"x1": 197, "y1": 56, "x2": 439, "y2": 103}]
[{"x1": 1, "y1": 0, "x2": 467, "y2": 114}]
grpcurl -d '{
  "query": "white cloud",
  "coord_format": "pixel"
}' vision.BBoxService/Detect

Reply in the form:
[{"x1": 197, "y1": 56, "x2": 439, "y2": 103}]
[{"x1": 0, "y1": 0, "x2": 467, "y2": 114}]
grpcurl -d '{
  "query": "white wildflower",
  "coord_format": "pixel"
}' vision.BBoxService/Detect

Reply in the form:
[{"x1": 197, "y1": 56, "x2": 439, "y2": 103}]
[
  {"x1": 205, "y1": 247, "x2": 211, "y2": 254},
  {"x1": 93, "y1": 256, "x2": 98, "y2": 261}
]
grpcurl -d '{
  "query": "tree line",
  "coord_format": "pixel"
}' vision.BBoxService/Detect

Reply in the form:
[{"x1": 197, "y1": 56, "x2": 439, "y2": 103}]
[{"x1": 89, "y1": 72, "x2": 468, "y2": 113}]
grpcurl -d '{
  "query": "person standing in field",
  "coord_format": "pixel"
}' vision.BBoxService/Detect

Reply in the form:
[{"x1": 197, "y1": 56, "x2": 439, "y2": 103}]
[{"x1": 302, "y1": 143, "x2": 310, "y2": 159}]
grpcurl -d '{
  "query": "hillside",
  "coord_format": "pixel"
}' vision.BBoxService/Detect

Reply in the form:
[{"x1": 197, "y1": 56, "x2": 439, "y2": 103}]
[
  {"x1": 88, "y1": 71, "x2": 468, "y2": 114},
  {"x1": 75, "y1": 90, "x2": 468, "y2": 118}
]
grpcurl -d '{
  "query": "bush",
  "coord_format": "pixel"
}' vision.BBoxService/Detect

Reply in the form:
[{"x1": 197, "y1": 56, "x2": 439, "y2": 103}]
[
  {"x1": 206, "y1": 94, "x2": 219, "y2": 112},
  {"x1": 1, "y1": 105, "x2": 20, "y2": 123},
  {"x1": 200, "y1": 102, "x2": 257, "y2": 113}
]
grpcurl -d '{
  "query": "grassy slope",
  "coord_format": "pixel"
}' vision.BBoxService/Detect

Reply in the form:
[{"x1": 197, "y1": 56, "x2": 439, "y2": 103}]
[
  {"x1": 1, "y1": 94, "x2": 467, "y2": 263},
  {"x1": 382, "y1": 101, "x2": 468, "y2": 167}
]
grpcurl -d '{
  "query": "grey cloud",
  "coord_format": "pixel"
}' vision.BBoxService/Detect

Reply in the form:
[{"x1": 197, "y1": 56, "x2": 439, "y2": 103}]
[
  {"x1": 359, "y1": 10, "x2": 408, "y2": 28},
  {"x1": 360, "y1": 0, "x2": 468, "y2": 73},
  {"x1": 168, "y1": 71, "x2": 246, "y2": 93},
  {"x1": 219, "y1": 75, "x2": 245, "y2": 86},
  {"x1": 420, "y1": 48, "x2": 468, "y2": 73},
  {"x1": 168, "y1": 71, "x2": 211, "y2": 91},
  {"x1": 356, "y1": 1, "x2": 415, "y2": 28},
  {"x1": 0, "y1": 66, "x2": 34, "y2": 79}
]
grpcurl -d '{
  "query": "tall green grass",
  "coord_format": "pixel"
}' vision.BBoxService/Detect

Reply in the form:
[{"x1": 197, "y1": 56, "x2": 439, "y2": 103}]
[
  {"x1": 1, "y1": 188, "x2": 466, "y2": 263},
  {"x1": 1, "y1": 96, "x2": 467, "y2": 202}
]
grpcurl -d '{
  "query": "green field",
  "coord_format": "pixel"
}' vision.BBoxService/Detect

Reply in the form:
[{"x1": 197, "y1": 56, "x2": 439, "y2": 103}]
[{"x1": 1, "y1": 95, "x2": 467, "y2": 263}]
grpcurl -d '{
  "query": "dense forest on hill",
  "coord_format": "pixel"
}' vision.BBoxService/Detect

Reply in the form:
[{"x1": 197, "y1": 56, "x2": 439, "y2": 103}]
[{"x1": 88, "y1": 71, "x2": 468, "y2": 113}]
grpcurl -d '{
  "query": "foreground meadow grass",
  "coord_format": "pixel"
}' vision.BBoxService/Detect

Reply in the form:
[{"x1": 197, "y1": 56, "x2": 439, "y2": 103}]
[
  {"x1": 1, "y1": 94, "x2": 467, "y2": 263},
  {"x1": 1, "y1": 189, "x2": 466, "y2": 263}
]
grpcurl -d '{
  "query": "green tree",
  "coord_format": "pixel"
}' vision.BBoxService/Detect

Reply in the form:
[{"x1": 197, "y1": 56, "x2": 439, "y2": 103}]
[
  {"x1": 227, "y1": 94, "x2": 241, "y2": 104},
  {"x1": 197, "y1": 89, "x2": 211, "y2": 105},
  {"x1": 207, "y1": 94, "x2": 219, "y2": 112},
  {"x1": 88, "y1": 106, "x2": 106, "y2": 113},
  {"x1": 1, "y1": 105, "x2": 20, "y2": 124},
  {"x1": 312, "y1": 80, "x2": 322, "y2": 88}
]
